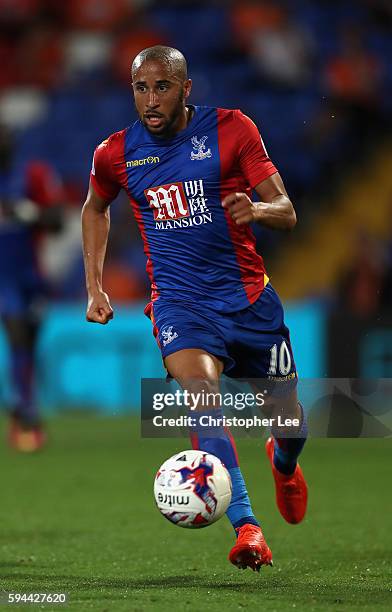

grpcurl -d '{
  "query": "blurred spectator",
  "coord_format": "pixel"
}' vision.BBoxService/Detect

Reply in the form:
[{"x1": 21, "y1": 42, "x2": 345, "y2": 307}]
[
  {"x1": 111, "y1": 21, "x2": 166, "y2": 85},
  {"x1": 25, "y1": 160, "x2": 63, "y2": 209},
  {"x1": 16, "y1": 23, "x2": 64, "y2": 89},
  {"x1": 325, "y1": 25, "x2": 382, "y2": 111},
  {"x1": 0, "y1": 0, "x2": 42, "y2": 26},
  {"x1": 323, "y1": 24, "x2": 385, "y2": 156},
  {"x1": 0, "y1": 124, "x2": 64, "y2": 451},
  {"x1": 103, "y1": 259, "x2": 147, "y2": 302},
  {"x1": 0, "y1": 39, "x2": 17, "y2": 89},
  {"x1": 231, "y1": 0, "x2": 284, "y2": 51},
  {"x1": 64, "y1": 31, "x2": 113, "y2": 82},
  {"x1": 66, "y1": 0, "x2": 131, "y2": 31},
  {"x1": 336, "y1": 230, "x2": 384, "y2": 318},
  {"x1": 249, "y1": 8, "x2": 314, "y2": 89},
  {"x1": 364, "y1": 0, "x2": 392, "y2": 30}
]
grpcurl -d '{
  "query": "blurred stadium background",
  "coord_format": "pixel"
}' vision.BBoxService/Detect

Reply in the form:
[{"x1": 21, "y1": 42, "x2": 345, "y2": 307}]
[{"x1": 0, "y1": 0, "x2": 391, "y2": 412}]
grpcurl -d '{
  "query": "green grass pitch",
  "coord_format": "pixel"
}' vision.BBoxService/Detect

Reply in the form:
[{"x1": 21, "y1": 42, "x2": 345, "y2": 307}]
[{"x1": 1, "y1": 415, "x2": 391, "y2": 611}]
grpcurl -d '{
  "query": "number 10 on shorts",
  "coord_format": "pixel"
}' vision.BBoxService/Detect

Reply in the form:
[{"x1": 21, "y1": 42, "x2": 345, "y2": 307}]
[{"x1": 268, "y1": 341, "x2": 292, "y2": 376}]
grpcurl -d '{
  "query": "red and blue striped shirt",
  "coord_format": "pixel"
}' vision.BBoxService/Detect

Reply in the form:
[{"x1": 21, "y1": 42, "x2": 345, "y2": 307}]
[{"x1": 90, "y1": 106, "x2": 277, "y2": 312}]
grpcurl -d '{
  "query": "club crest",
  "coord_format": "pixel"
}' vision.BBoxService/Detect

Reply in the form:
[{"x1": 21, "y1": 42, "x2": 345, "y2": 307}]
[
  {"x1": 190, "y1": 136, "x2": 212, "y2": 161},
  {"x1": 161, "y1": 325, "x2": 179, "y2": 347}
]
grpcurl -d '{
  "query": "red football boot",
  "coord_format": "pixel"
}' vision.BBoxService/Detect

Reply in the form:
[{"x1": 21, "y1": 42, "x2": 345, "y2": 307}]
[
  {"x1": 266, "y1": 436, "x2": 308, "y2": 524},
  {"x1": 229, "y1": 524, "x2": 273, "y2": 572},
  {"x1": 8, "y1": 414, "x2": 47, "y2": 453}
]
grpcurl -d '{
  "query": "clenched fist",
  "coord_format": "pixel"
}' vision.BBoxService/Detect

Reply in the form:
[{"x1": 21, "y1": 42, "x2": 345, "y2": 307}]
[
  {"x1": 86, "y1": 290, "x2": 114, "y2": 324},
  {"x1": 222, "y1": 192, "x2": 260, "y2": 225}
]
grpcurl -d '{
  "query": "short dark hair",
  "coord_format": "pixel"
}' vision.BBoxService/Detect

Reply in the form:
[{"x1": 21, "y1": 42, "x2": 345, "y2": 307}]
[{"x1": 132, "y1": 45, "x2": 188, "y2": 81}]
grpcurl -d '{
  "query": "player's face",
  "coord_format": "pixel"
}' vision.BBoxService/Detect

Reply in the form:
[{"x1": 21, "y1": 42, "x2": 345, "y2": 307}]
[{"x1": 132, "y1": 60, "x2": 192, "y2": 138}]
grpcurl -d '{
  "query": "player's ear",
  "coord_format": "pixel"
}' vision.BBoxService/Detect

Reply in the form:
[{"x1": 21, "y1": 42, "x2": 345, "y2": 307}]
[{"x1": 184, "y1": 79, "x2": 192, "y2": 100}]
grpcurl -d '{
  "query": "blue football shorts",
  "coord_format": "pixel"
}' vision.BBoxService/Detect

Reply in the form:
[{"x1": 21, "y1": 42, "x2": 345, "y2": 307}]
[
  {"x1": 146, "y1": 283, "x2": 297, "y2": 382},
  {"x1": 0, "y1": 275, "x2": 46, "y2": 319}
]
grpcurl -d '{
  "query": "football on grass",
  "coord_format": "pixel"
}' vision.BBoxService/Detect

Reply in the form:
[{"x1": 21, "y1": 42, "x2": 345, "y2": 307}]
[{"x1": 154, "y1": 450, "x2": 232, "y2": 528}]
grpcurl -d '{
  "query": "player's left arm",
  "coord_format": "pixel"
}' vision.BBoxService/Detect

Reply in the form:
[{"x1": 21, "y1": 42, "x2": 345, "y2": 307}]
[
  {"x1": 222, "y1": 173, "x2": 297, "y2": 230},
  {"x1": 222, "y1": 110, "x2": 296, "y2": 230}
]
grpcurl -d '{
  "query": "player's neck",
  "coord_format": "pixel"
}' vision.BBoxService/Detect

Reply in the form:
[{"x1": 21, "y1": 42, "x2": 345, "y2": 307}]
[
  {"x1": 186, "y1": 105, "x2": 194, "y2": 126},
  {"x1": 171, "y1": 106, "x2": 193, "y2": 136}
]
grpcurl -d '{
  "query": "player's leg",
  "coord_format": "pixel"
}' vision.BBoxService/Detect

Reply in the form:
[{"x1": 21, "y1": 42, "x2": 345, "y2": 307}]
[
  {"x1": 3, "y1": 314, "x2": 46, "y2": 452},
  {"x1": 260, "y1": 332, "x2": 308, "y2": 524},
  {"x1": 228, "y1": 283, "x2": 308, "y2": 523},
  {"x1": 268, "y1": 388, "x2": 308, "y2": 475},
  {"x1": 4, "y1": 316, "x2": 35, "y2": 421},
  {"x1": 258, "y1": 386, "x2": 308, "y2": 524},
  {"x1": 165, "y1": 348, "x2": 260, "y2": 529},
  {"x1": 165, "y1": 348, "x2": 272, "y2": 570}
]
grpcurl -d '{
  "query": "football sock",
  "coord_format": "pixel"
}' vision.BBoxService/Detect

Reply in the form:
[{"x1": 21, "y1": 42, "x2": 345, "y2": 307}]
[
  {"x1": 191, "y1": 409, "x2": 259, "y2": 531},
  {"x1": 226, "y1": 468, "x2": 259, "y2": 530},
  {"x1": 273, "y1": 402, "x2": 308, "y2": 475},
  {"x1": 10, "y1": 348, "x2": 37, "y2": 424}
]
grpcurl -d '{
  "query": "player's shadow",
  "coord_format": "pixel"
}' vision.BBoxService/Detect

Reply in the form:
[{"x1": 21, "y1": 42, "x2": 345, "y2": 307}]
[
  {"x1": 2, "y1": 572, "x2": 389, "y2": 602},
  {"x1": 0, "y1": 562, "x2": 43, "y2": 569},
  {"x1": 119, "y1": 576, "x2": 257, "y2": 591},
  {"x1": 0, "y1": 573, "x2": 268, "y2": 593}
]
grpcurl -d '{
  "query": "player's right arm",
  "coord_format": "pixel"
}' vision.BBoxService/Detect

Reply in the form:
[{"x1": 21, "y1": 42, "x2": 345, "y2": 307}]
[
  {"x1": 81, "y1": 183, "x2": 114, "y2": 324},
  {"x1": 82, "y1": 138, "x2": 120, "y2": 324}
]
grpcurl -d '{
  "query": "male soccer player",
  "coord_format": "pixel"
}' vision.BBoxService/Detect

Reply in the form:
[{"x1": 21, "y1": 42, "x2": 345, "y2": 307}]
[
  {"x1": 82, "y1": 46, "x2": 308, "y2": 571},
  {"x1": 0, "y1": 124, "x2": 63, "y2": 452}
]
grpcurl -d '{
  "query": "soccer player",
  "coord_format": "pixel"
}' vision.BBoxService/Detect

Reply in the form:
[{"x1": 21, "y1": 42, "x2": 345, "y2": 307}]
[
  {"x1": 0, "y1": 125, "x2": 64, "y2": 452},
  {"x1": 82, "y1": 46, "x2": 308, "y2": 571}
]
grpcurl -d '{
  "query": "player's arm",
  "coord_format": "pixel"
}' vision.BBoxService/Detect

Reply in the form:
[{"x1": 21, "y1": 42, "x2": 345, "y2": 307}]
[
  {"x1": 222, "y1": 173, "x2": 297, "y2": 230},
  {"x1": 81, "y1": 183, "x2": 114, "y2": 325},
  {"x1": 222, "y1": 110, "x2": 296, "y2": 230}
]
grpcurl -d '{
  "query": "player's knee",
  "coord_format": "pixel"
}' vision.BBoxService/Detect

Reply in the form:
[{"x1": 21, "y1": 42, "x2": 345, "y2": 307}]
[
  {"x1": 165, "y1": 350, "x2": 222, "y2": 385},
  {"x1": 187, "y1": 376, "x2": 219, "y2": 399},
  {"x1": 182, "y1": 376, "x2": 221, "y2": 411},
  {"x1": 165, "y1": 350, "x2": 223, "y2": 410}
]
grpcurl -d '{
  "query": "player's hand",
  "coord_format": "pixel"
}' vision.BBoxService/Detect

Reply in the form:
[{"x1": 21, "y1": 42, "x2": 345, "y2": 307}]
[
  {"x1": 86, "y1": 291, "x2": 114, "y2": 324},
  {"x1": 222, "y1": 193, "x2": 259, "y2": 225}
]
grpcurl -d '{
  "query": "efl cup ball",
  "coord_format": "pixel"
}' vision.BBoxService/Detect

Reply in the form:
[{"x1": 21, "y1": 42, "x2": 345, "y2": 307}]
[{"x1": 154, "y1": 450, "x2": 232, "y2": 528}]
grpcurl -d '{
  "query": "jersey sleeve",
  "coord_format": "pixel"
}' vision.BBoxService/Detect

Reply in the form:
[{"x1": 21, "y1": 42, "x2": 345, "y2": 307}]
[
  {"x1": 90, "y1": 139, "x2": 120, "y2": 201},
  {"x1": 235, "y1": 110, "x2": 278, "y2": 188}
]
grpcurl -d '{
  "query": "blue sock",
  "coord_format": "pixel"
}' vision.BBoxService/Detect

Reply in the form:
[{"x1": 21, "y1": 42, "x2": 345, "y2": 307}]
[
  {"x1": 191, "y1": 409, "x2": 259, "y2": 532},
  {"x1": 273, "y1": 402, "x2": 308, "y2": 475},
  {"x1": 11, "y1": 348, "x2": 38, "y2": 424},
  {"x1": 226, "y1": 468, "x2": 259, "y2": 530}
]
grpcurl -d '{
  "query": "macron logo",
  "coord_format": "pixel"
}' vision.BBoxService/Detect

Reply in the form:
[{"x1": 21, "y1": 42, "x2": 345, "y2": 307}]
[{"x1": 126, "y1": 156, "x2": 160, "y2": 168}]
